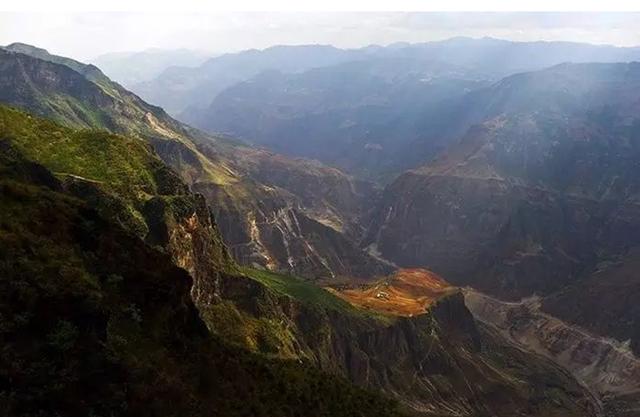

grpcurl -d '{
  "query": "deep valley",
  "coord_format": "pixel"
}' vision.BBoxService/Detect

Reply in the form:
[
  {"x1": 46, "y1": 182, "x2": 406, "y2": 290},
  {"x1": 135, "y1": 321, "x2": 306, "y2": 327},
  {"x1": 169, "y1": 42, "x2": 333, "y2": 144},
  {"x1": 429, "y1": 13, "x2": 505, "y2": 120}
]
[{"x1": 2, "y1": 25, "x2": 640, "y2": 417}]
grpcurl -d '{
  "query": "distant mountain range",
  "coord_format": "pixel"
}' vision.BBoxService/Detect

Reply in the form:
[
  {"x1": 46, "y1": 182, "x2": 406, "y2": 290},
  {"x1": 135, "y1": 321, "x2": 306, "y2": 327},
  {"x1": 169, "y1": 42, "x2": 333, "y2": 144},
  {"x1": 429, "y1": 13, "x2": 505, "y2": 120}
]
[
  {"x1": 92, "y1": 48, "x2": 213, "y2": 87},
  {"x1": 125, "y1": 37, "x2": 640, "y2": 178}
]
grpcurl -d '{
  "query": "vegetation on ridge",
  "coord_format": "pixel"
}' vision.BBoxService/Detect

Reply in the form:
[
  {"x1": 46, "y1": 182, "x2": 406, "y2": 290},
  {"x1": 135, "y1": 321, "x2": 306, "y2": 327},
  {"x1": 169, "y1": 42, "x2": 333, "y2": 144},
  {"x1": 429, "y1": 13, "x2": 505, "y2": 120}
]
[
  {"x1": 0, "y1": 105, "x2": 171, "y2": 196},
  {"x1": 241, "y1": 267, "x2": 371, "y2": 315}
]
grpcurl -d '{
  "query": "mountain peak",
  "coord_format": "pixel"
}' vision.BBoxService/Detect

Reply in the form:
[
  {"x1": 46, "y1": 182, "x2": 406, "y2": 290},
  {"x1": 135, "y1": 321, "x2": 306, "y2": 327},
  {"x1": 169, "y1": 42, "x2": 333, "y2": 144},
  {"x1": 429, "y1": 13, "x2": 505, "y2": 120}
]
[
  {"x1": 4, "y1": 42, "x2": 111, "y2": 85},
  {"x1": 4, "y1": 42, "x2": 49, "y2": 55}
]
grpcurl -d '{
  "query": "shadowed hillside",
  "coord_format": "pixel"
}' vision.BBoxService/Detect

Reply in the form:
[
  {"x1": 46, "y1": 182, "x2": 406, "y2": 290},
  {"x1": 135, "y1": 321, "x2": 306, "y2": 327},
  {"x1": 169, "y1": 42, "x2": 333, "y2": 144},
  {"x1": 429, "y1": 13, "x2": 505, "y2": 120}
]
[{"x1": 0, "y1": 128, "x2": 405, "y2": 417}]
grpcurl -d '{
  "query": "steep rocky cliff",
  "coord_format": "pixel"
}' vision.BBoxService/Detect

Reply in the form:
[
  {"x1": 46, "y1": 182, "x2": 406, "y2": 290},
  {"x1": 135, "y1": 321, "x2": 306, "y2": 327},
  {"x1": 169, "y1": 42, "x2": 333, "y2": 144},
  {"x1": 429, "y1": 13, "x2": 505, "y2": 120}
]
[
  {"x1": 541, "y1": 247, "x2": 640, "y2": 357},
  {"x1": 204, "y1": 267, "x2": 601, "y2": 417},
  {"x1": 178, "y1": 140, "x2": 392, "y2": 281},
  {"x1": 368, "y1": 63, "x2": 640, "y2": 300}
]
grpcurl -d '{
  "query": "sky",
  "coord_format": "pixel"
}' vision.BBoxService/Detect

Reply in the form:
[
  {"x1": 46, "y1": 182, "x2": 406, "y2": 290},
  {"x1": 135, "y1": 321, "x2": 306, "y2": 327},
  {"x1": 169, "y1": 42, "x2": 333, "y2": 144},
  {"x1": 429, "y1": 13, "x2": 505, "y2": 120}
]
[{"x1": 1, "y1": 12, "x2": 640, "y2": 61}]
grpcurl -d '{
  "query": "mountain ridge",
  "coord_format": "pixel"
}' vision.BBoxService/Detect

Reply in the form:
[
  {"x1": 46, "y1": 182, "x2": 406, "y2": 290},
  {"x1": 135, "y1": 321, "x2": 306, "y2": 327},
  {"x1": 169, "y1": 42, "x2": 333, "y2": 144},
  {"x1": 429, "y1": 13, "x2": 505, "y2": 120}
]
[
  {"x1": 0, "y1": 43, "x2": 388, "y2": 281},
  {"x1": 160, "y1": 38, "x2": 640, "y2": 178}
]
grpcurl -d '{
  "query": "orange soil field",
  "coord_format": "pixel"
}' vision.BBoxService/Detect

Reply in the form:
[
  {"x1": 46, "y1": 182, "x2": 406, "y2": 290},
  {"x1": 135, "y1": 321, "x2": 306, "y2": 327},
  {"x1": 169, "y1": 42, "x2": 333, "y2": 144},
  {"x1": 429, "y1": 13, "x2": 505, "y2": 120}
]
[{"x1": 329, "y1": 268, "x2": 455, "y2": 317}]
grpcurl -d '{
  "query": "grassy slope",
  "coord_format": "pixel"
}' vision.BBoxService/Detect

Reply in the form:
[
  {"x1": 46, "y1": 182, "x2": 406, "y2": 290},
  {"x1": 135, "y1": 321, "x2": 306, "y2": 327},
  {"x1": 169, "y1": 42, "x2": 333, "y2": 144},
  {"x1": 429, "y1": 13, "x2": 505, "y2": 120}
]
[
  {"x1": 242, "y1": 267, "x2": 364, "y2": 314},
  {"x1": 38, "y1": 93, "x2": 112, "y2": 130},
  {"x1": 241, "y1": 267, "x2": 395, "y2": 323},
  {"x1": 197, "y1": 267, "x2": 395, "y2": 360},
  {"x1": 0, "y1": 105, "x2": 195, "y2": 240},
  {"x1": 0, "y1": 105, "x2": 164, "y2": 196}
]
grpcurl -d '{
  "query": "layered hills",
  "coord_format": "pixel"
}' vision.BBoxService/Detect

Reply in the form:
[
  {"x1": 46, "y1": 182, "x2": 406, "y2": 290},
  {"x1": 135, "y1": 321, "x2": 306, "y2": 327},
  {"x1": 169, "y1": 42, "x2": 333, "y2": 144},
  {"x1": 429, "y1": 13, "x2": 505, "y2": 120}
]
[
  {"x1": 134, "y1": 44, "x2": 354, "y2": 115},
  {"x1": 0, "y1": 102, "x2": 599, "y2": 417},
  {"x1": 93, "y1": 48, "x2": 211, "y2": 87},
  {"x1": 132, "y1": 38, "x2": 640, "y2": 178},
  {"x1": 0, "y1": 43, "x2": 613, "y2": 417}
]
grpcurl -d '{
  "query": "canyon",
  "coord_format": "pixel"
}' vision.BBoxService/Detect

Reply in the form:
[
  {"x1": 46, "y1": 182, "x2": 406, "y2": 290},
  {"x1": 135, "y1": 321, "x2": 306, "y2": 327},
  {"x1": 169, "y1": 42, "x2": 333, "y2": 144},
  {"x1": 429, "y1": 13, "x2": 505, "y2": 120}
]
[{"x1": 2, "y1": 39, "x2": 640, "y2": 416}]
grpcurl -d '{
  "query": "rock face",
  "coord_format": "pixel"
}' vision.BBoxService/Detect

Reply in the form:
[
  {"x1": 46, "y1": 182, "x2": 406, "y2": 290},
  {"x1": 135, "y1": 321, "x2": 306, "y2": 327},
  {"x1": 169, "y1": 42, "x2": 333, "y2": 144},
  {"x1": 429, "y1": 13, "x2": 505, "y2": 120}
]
[
  {"x1": 542, "y1": 248, "x2": 640, "y2": 357},
  {"x1": 465, "y1": 289, "x2": 640, "y2": 417},
  {"x1": 208, "y1": 268, "x2": 601, "y2": 417},
  {"x1": 185, "y1": 142, "x2": 392, "y2": 281},
  {"x1": 195, "y1": 185, "x2": 388, "y2": 280},
  {"x1": 142, "y1": 192, "x2": 235, "y2": 308},
  {"x1": 367, "y1": 63, "x2": 640, "y2": 302}
]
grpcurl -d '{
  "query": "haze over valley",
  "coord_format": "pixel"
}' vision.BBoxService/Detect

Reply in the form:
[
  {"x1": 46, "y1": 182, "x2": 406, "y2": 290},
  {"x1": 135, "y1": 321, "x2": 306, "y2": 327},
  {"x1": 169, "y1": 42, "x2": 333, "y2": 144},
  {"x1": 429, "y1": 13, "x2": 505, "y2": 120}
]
[{"x1": 2, "y1": 11, "x2": 640, "y2": 417}]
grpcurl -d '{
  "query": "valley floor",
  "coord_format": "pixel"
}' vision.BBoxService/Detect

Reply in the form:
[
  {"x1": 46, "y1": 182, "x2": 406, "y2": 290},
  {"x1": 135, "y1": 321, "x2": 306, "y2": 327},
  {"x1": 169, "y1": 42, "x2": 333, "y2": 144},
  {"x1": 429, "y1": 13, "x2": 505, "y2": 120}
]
[{"x1": 464, "y1": 288, "x2": 640, "y2": 417}]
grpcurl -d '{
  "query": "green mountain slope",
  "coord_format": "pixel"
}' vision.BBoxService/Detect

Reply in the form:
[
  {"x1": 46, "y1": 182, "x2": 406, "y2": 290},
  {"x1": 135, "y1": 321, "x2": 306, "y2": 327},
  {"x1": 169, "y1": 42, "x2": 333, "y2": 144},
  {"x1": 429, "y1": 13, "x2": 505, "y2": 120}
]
[
  {"x1": 0, "y1": 138, "x2": 406, "y2": 417},
  {"x1": 0, "y1": 105, "x2": 179, "y2": 196},
  {"x1": 0, "y1": 103, "x2": 195, "y2": 241}
]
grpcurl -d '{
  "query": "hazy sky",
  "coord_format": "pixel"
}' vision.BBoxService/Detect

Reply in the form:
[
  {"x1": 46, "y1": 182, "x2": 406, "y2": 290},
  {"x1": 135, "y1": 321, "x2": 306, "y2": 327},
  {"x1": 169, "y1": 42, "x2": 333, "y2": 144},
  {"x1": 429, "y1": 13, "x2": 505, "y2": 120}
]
[{"x1": 1, "y1": 12, "x2": 640, "y2": 61}]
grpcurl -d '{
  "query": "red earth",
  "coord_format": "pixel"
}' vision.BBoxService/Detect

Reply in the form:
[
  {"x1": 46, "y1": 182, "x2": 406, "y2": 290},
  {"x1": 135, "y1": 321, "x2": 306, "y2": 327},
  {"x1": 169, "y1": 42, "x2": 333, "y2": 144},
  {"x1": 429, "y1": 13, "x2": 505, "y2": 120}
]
[{"x1": 329, "y1": 268, "x2": 455, "y2": 316}]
